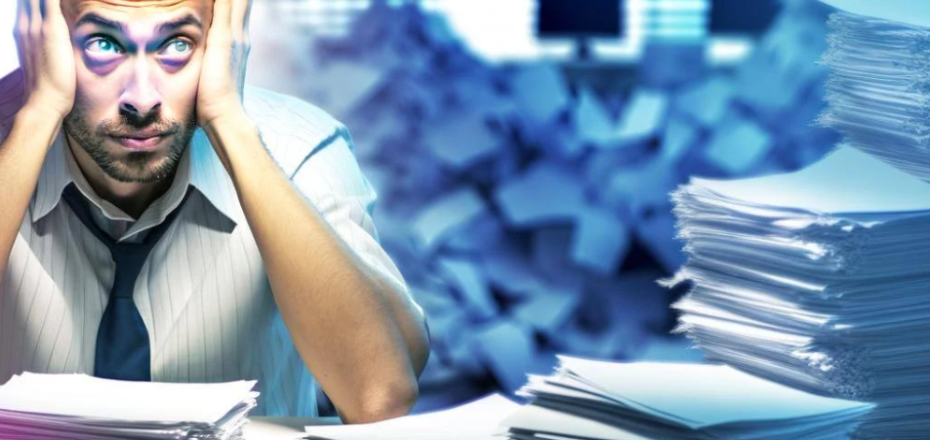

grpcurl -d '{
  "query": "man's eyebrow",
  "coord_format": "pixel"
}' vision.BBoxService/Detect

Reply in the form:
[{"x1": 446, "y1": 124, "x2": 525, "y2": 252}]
[
  {"x1": 156, "y1": 14, "x2": 204, "y2": 34},
  {"x1": 74, "y1": 13, "x2": 127, "y2": 33},
  {"x1": 73, "y1": 13, "x2": 203, "y2": 35}
]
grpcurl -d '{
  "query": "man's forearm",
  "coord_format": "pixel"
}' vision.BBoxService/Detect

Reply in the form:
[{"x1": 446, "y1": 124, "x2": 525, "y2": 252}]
[
  {"x1": 0, "y1": 104, "x2": 63, "y2": 283},
  {"x1": 203, "y1": 113, "x2": 429, "y2": 423}
]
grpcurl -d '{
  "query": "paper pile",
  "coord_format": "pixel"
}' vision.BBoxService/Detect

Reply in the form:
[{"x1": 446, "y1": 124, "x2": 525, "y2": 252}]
[
  {"x1": 244, "y1": 0, "x2": 843, "y2": 409},
  {"x1": 500, "y1": 356, "x2": 873, "y2": 440},
  {"x1": 0, "y1": 373, "x2": 259, "y2": 440},
  {"x1": 820, "y1": 8, "x2": 930, "y2": 183},
  {"x1": 304, "y1": 393, "x2": 519, "y2": 440},
  {"x1": 666, "y1": 146, "x2": 930, "y2": 438}
]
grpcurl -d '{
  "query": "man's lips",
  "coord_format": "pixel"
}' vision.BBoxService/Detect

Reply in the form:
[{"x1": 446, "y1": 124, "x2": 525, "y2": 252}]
[{"x1": 110, "y1": 132, "x2": 170, "y2": 151}]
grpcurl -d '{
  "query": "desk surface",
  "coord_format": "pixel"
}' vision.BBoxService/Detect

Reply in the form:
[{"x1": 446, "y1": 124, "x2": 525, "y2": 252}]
[{"x1": 245, "y1": 417, "x2": 341, "y2": 440}]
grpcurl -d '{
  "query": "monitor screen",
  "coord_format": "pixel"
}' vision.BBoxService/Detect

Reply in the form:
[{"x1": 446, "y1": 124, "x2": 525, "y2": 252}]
[
  {"x1": 709, "y1": 0, "x2": 781, "y2": 34},
  {"x1": 536, "y1": 0, "x2": 625, "y2": 38}
]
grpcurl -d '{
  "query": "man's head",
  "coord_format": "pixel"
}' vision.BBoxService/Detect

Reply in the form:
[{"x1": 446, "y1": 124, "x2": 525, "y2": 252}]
[{"x1": 61, "y1": 0, "x2": 213, "y2": 183}]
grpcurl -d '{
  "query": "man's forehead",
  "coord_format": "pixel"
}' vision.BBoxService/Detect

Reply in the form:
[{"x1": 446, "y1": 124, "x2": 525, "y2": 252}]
[{"x1": 64, "y1": 0, "x2": 212, "y2": 21}]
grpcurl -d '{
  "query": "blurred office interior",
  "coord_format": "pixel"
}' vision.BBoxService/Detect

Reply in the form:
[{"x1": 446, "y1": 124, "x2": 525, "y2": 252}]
[{"x1": 0, "y1": 0, "x2": 840, "y2": 413}]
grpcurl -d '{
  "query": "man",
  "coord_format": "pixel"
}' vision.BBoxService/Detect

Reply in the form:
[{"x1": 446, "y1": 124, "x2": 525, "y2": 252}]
[{"x1": 0, "y1": 0, "x2": 430, "y2": 423}]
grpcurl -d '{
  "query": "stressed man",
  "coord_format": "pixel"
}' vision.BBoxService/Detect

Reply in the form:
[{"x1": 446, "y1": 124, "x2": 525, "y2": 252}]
[{"x1": 0, "y1": 0, "x2": 429, "y2": 422}]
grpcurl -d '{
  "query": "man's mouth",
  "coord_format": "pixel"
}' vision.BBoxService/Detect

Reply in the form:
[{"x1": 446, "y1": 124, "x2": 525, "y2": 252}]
[{"x1": 111, "y1": 131, "x2": 170, "y2": 151}]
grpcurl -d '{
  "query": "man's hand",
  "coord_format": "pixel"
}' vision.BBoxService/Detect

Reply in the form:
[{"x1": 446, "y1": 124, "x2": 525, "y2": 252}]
[
  {"x1": 15, "y1": 0, "x2": 76, "y2": 121},
  {"x1": 196, "y1": 0, "x2": 253, "y2": 128}
]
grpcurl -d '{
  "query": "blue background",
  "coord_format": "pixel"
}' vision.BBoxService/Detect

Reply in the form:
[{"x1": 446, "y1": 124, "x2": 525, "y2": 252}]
[{"x1": 0, "y1": 0, "x2": 840, "y2": 414}]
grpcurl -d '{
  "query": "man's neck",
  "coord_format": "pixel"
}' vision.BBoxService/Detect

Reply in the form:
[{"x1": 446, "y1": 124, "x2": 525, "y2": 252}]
[{"x1": 65, "y1": 137, "x2": 175, "y2": 220}]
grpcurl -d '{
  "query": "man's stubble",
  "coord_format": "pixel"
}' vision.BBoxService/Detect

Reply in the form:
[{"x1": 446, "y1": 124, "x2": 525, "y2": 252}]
[{"x1": 62, "y1": 102, "x2": 197, "y2": 184}]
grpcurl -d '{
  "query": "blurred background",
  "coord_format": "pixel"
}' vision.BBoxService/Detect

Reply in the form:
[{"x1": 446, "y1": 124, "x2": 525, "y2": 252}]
[{"x1": 0, "y1": 0, "x2": 839, "y2": 414}]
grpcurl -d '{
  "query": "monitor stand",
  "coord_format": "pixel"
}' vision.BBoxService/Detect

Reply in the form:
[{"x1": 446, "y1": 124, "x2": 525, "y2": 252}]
[{"x1": 575, "y1": 37, "x2": 594, "y2": 62}]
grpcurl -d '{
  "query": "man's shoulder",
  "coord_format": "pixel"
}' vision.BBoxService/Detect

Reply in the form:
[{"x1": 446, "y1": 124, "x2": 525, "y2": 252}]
[
  {"x1": 242, "y1": 86, "x2": 350, "y2": 177},
  {"x1": 243, "y1": 86, "x2": 344, "y2": 145}
]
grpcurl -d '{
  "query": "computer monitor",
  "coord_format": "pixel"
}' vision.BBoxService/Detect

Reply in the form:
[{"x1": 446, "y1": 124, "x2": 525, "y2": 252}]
[
  {"x1": 536, "y1": 0, "x2": 625, "y2": 59},
  {"x1": 709, "y1": 0, "x2": 781, "y2": 35}
]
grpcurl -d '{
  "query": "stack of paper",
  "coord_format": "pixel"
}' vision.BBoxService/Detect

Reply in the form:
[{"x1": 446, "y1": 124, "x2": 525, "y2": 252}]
[
  {"x1": 666, "y1": 146, "x2": 930, "y2": 438},
  {"x1": 501, "y1": 356, "x2": 873, "y2": 440},
  {"x1": 304, "y1": 393, "x2": 519, "y2": 440},
  {"x1": 819, "y1": 7, "x2": 930, "y2": 183},
  {"x1": 0, "y1": 373, "x2": 259, "y2": 440}
]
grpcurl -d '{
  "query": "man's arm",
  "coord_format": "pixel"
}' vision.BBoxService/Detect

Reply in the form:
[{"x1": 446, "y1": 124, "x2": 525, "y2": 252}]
[
  {"x1": 0, "y1": 0, "x2": 76, "y2": 282},
  {"x1": 204, "y1": 115, "x2": 429, "y2": 424},
  {"x1": 0, "y1": 92, "x2": 63, "y2": 281},
  {"x1": 197, "y1": 0, "x2": 429, "y2": 423}
]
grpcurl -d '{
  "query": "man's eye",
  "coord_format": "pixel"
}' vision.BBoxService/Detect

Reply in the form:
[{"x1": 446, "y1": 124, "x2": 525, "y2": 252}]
[
  {"x1": 163, "y1": 39, "x2": 192, "y2": 55},
  {"x1": 85, "y1": 38, "x2": 121, "y2": 54}
]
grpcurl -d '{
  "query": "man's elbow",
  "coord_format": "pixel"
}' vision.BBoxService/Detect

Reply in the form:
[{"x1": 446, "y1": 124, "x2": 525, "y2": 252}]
[{"x1": 344, "y1": 380, "x2": 419, "y2": 424}]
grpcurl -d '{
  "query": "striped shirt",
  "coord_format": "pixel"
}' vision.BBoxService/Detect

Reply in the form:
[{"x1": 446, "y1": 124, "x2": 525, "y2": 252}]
[{"x1": 0, "y1": 69, "x2": 414, "y2": 416}]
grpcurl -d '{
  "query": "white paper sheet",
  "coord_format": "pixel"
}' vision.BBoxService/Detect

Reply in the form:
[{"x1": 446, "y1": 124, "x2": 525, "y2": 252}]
[
  {"x1": 0, "y1": 373, "x2": 257, "y2": 424},
  {"x1": 818, "y1": 0, "x2": 930, "y2": 28},
  {"x1": 304, "y1": 394, "x2": 519, "y2": 440},
  {"x1": 691, "y1": 146, "x2": 930, "y2": 214},
  {"x1": 502, "y1": 404, "x2": 653, "y2": 440},
  {"x1": 555, "y1": 357, "x2": 873, "y2": 429}
]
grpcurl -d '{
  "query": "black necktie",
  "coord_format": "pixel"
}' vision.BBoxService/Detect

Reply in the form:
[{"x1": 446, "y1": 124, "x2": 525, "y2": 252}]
[{"x1": 62, "y1": 182, "x2": 192, "y2": 381}]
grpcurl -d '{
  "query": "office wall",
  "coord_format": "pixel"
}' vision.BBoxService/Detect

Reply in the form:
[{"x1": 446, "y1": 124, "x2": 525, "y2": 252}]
[
  {"x1": 0, "y1": 0, "x2": 840, "y2": 413},
  {"x1": 245, "y1": 0, "x2": 839, "y2": 412}
]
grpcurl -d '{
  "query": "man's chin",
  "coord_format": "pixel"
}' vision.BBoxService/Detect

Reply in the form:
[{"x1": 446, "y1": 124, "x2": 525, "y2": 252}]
[
  {"x1": 100, "y1": 147, "x2": 178, "y2": 183},
  {"x1": 105, "y1": 160, "x2": 176, "y2": 184}
]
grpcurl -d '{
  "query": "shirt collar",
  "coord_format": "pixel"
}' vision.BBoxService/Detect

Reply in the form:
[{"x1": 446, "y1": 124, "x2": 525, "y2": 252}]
[{"x1": 31, "y1": 127, "x2": 242, "y2": 227}]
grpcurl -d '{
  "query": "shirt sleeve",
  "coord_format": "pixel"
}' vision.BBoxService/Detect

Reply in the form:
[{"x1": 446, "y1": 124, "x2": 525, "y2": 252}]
[
  {"x1": 0, "y1": 69, "x2": 26, "y2": 140},
  {"x1": 288, "y1": 126, "x2": 412, "y2": 298}
]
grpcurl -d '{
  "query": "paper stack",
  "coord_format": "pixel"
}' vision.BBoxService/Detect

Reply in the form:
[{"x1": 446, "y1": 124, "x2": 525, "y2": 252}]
[
  {"x1": 0, "y1": 373, "x2": 259, "y2": 440},
  {"x1": 304, "y1": 393, "x2": 519, "y2": 440},
  {"x1": 819, "y1": 7, "x2": 930, "y2": 183},
  {"x1": 666, "y1": 146, "x2": 930, "y2": 439},
  {"x1": 501, "y1": 355, "x2": 873, "y2": 440}
]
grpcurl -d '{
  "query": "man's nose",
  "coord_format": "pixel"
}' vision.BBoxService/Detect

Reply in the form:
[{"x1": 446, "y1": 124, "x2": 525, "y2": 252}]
[{"x1": 119, "y1": 58, "x2": 162, "y2": 118}]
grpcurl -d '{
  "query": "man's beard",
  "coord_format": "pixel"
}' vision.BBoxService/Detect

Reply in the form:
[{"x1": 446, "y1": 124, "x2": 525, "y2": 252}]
[{"x1": 63, "y1": 104, "x2": 197, "y2": 184}]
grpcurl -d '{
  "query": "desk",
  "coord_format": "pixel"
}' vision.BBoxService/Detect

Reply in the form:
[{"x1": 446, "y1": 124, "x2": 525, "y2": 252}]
[{"x1": 245, "y1": 417, "x2": 341, "y2": 440}]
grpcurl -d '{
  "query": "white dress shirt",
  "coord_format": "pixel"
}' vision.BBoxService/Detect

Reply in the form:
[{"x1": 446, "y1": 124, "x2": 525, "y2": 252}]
[{"x1": 0, "y1": 69, "x2": 415, "y2": 416}]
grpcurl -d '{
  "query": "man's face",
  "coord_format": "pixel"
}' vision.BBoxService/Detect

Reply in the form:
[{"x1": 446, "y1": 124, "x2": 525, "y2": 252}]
[{"x1": 62, "y1": 0, "x2": 213, "y2": 183}]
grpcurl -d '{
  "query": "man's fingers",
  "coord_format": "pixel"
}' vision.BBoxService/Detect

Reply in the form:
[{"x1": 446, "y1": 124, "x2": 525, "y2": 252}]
[
  {"x1": 43, "y1": 0, "x2": 64, "y2": 20},
  {"x1": 212, "y1": 0, "x2": 233, "y2": 34},
  {"x1": 15, "y1": 0, "x2": 35, "y2": 88},
  {"x1": 28, "y1": 0, "x2": 41, "y2": 31},
  {"x1": 14, "y1": 0, "x2": 27, "y2": 48},
  {"x1": 14, "y1": 0, "x2": 28, "y2": 77},
  {"x1": 244, "y1": 0, "x2": 253, "y2": 32},
  {"x1": 15, "y1": 0, "x2": 29, "y2": 33},
  {"x1": 231, "y1": 0, "x2": 252, "y2": 38},
  {"x1": 17, "y1": 0, "x2": 31, "y2": 21},
  {"x1": 12, "y1": 0, "x2": 76, "y2": 114},
  {"x1": 16, "y1": 0, "x2": 26, "y2": 21},
  {"x1": 27, "y1": 0, "x2": 40, "y2": 19}
]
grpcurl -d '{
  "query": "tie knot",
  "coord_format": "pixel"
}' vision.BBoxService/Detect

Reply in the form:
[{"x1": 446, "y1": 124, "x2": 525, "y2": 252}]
[{"x1": 111, "y1": 244, "x2": 151, "y2": 267}]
